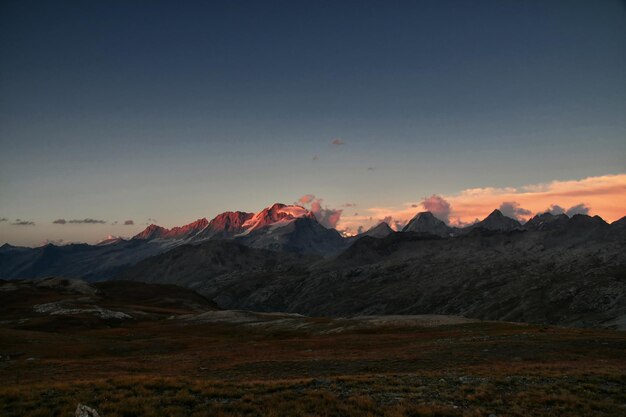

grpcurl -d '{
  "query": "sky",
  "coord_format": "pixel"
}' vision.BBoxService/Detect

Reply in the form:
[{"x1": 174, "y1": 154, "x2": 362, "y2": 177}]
[{"x1": 1, "y1": 0, "x2": 625, "y2": 246}]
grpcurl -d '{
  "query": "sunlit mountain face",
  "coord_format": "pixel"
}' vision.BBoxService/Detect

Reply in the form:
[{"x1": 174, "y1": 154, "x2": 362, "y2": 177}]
[{"x1": 131, "y1": 203, "x2": 316, "y2": 241}]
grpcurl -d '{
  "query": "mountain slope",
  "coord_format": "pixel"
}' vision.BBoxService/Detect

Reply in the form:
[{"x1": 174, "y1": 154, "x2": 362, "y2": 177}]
[
  {"x1": 132, "y1": 219, "x2": 209, "y2": 240},
  {"x1": 115, "y1": 213, "x2": 626, "y2": 329},
  {"x1": 239, "y1": 203, "x2": 316, "y2": 234},
  {"x1": 115, "y1": 240, "x2": 316, "y2": 307},
  {"x1": 0, "y1": 239, "x2": 169, "y2": 282},
  {"x1": 192, "y1": 211, "x2": 254, "y2": 240},
  {"x1": 235, "y1": 217, "x2": 347, "y2": 255}
]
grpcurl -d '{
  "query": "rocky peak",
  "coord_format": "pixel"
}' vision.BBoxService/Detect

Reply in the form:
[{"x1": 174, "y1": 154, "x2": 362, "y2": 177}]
[
  {"x1": 192, "y1": 211, "x2": 255, "y2": 240},
  {"x1": 402, "y1": 211, "x2": 451, "y2": 237},
  {"x1": 241, "y1": 203, "x2": 316, "y2": 233},
  {"x1": 474, "y1": 209, "x2": 521, "y2": 231},
  {"x1": 362, "y1": 222, "x2": 394, "y2": 238},
  {"x1": 132, "y1": 218, "x2": 209, "y2": 241},
  {"x1": 132, "y1": 224, "x2": 167, "y2": 240},
  {"x1": 524, "y1": 212, "x2": 569, "y2": 231},
  {"x1": 162, "y1": 218, "x2": 209, "y2": 239},
  {"x1": 209, "y1": 211, "x2": 254, "y2": 231}
]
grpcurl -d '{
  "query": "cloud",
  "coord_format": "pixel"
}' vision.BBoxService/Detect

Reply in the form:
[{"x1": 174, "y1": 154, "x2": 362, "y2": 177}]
[
  {"x1": 381, "y1": 216, "x2": 393, "y2": 225},
  {"x1": 297, "y1": 194, "x2": 316, "y2": 205},
  {"x1": 342, "y1": 203, "x2": 357, "y2": 207},
  {"x1": 421, "y1": 195, "x2": 452, "y2": 224},
  {"x1": 543, "y1": 203, "x2": 589, "y2": 217},
  {"x1": 545, "y1": 204, "x2": 566, "y2": 215},
  {"x1": 367, "y1": 167, "x2": 376, "y2": 171},
  {"x1": 451, "y1": 217, "x2": 480, "y2": 228},
  {"x1": 68, "y1": 218, "x2": 106, "y2": 224},
  {"x1": 123, "y1": 220, "x2": 135, "y2": 225},
  {"x1": 498, "y1": 201, "x2": 532, "y2": 221},
  {"x1": 0, "y1": 217, "x2": 7, "y2": 222},
  {"x1": 566, "y1": 203, "x2": 590, "y2": 217},
  {"x1": 312, "y1": 155, "x2": 319, "y2": 161},
  {"x1": 331, "y1": 138, "x2": 345, "y2": 146},
  {"x1": 378, "y1": 216, "x2": 406, "y2": 231},
  {"x1": 147, "y1": 218, "x2": 158, "y2": 224},
  {"x1": 54, "y1": 218, "x2": 106, "y2": 224},
  {"x1": 99, "y1": 234, "x2": 127, "y2": 242},
  {"x1": 297, "y1": 194, "x2": 343, "y2": 228},
  {"x1": 12, "y1": 219, "x2": 35, "y2": 226}
]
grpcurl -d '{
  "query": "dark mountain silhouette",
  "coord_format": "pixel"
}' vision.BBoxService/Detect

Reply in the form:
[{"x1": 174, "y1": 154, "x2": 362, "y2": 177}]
[
  {"x1": 471, "y1": 209, "x2": 522, "y2": 232},
  {"x1": 360, "y1": 222, "x2": 394, "y2": 239},
  {"x1": 402, "y1": 212, "x2": 452, "y2": 236}
]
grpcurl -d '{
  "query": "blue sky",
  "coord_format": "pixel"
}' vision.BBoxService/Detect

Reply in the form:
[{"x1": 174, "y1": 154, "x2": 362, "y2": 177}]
[{"x1": 1, "y1": 0, "x2": 625, "y2": 245}]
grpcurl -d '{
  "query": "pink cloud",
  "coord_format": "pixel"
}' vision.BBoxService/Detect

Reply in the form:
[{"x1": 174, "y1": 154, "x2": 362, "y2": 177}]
[
  {"x1": 421, "y1": 195, "x2": 452, "y2": 223},
  {"x1": 297, "y1": 195, "x2": 343, "y2": 228},
  {"x1": 298, "y1": 194, "x2": 316, "y2": 205}
]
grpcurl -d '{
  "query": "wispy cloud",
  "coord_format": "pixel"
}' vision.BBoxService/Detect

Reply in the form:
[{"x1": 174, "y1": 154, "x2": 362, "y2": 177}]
[
  {"x1": 68, "y1": 218, "x2": 106, "y2": 224},
  {"x1": 54, "y1": 218, "x2": 106, "y2": 224},
  {"x1": 331, "y1": 138, "x2": 345, "y2": 146},
  {"x1": 123, "y1": 220, "x2": 135, "y2": 225},
  {"x1": 12, "y1": 219, "x2": 35, "y2": 226},
  {"x1": 0, "y1": 217, "x2": 8, "y2": 223}
]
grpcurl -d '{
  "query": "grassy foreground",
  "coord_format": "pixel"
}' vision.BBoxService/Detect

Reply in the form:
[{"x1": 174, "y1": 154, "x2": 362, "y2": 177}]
[{"x1": 1, "y1": 318, "x2": 625, "y2": 416}]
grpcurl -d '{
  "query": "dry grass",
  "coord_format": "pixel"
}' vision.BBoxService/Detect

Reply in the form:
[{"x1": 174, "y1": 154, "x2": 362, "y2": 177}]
[{"x1": 1, "y1": 318, "x2": 625, "y2": 416}]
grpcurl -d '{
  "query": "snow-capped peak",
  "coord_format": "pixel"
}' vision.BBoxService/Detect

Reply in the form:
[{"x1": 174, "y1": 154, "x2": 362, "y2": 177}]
[{"x1": 240, "y1": 203, "x2": 316, "y2": 234}]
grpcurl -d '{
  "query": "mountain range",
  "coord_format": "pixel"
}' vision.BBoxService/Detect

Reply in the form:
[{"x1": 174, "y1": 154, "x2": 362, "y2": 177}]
[{"x1": 1, "y1": 203, "x2": 625, "y2": 329}]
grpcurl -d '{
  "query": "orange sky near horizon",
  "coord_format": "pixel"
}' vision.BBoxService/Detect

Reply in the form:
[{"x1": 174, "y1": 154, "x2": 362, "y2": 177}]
[{"x1": 339, "y1": 173, "x2": 626, "y2": 233}]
